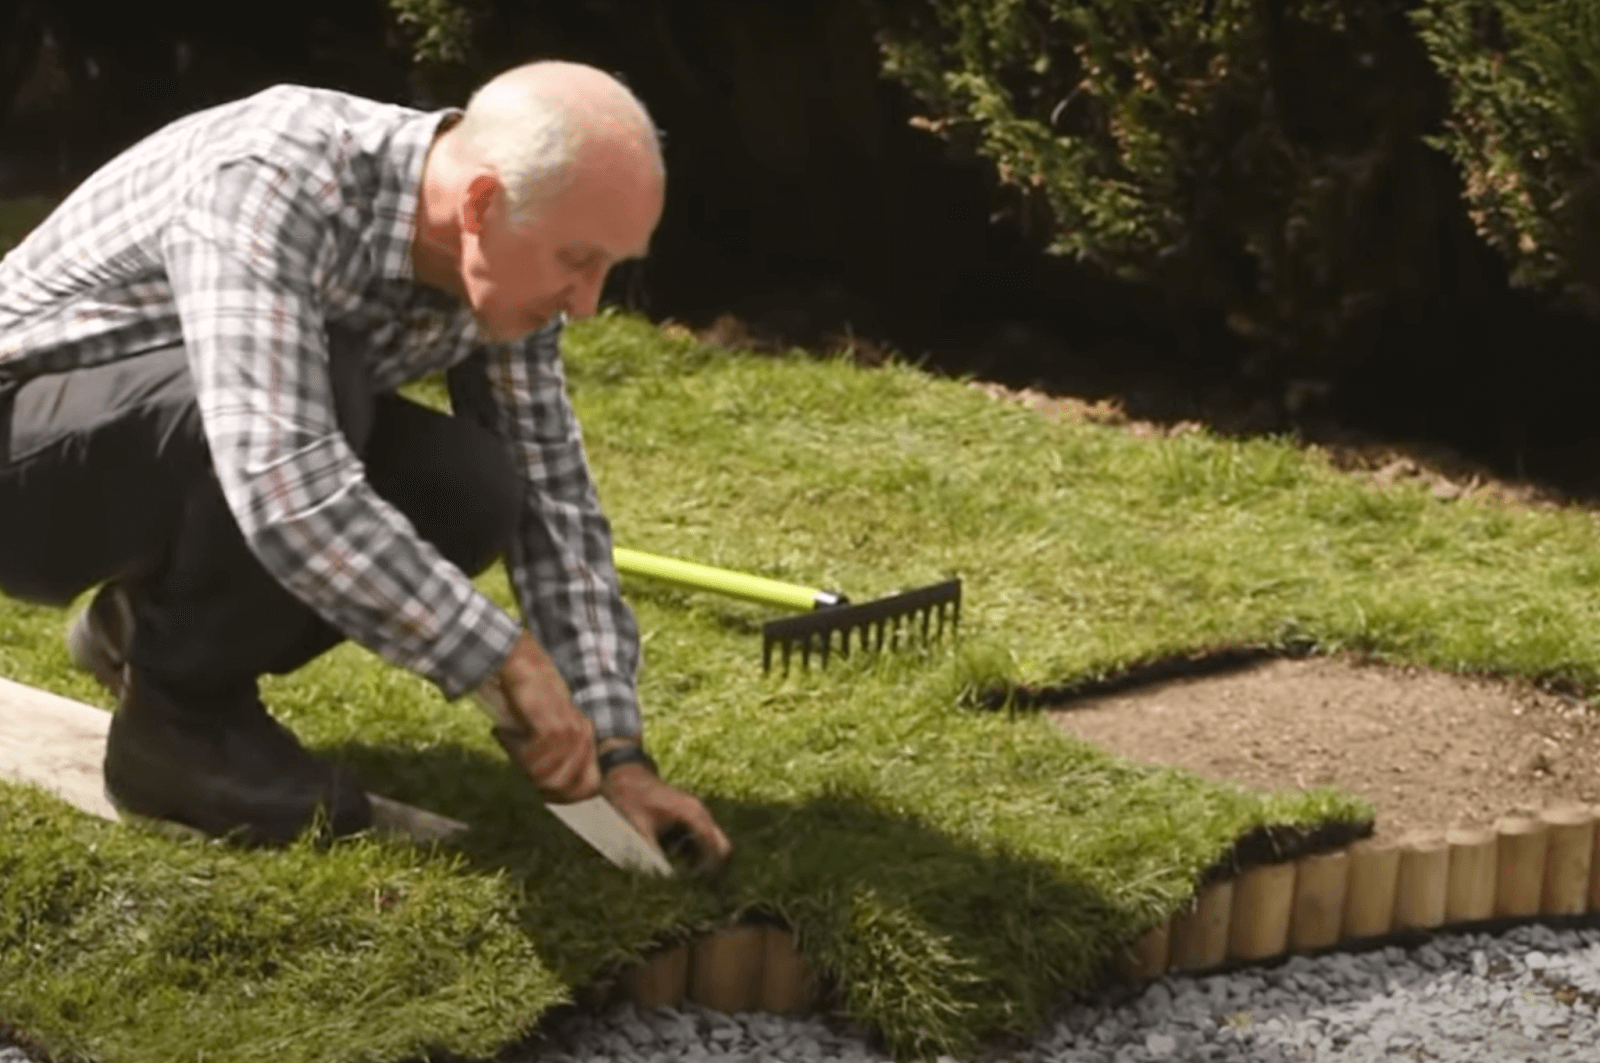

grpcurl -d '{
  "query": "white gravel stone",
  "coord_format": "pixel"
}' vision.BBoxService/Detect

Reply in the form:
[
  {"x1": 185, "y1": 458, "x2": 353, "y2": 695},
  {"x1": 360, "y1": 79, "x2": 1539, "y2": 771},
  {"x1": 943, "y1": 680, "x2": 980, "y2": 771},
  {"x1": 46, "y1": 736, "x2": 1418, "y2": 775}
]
[{"x1": 1142, "y1": 1031, "x2": 1176, "y2": 1057}]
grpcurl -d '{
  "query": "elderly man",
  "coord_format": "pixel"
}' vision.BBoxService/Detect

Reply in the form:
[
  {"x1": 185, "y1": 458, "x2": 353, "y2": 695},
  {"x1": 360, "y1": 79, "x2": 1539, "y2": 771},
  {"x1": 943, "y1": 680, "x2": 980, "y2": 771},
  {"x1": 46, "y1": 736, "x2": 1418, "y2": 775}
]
[{"x1": 0, "y1": 60, "x2": 731, "y2": 861}]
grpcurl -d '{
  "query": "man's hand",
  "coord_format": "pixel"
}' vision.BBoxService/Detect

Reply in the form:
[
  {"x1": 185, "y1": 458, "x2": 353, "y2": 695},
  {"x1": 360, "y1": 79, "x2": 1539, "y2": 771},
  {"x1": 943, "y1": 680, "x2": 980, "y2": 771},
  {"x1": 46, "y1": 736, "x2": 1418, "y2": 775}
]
[
  {"x1": 599, "y1": 740, "x2": 733, "y2": 872},
  {"x1": 481, "y1": 631, "x2": 599, "y2": 803}
]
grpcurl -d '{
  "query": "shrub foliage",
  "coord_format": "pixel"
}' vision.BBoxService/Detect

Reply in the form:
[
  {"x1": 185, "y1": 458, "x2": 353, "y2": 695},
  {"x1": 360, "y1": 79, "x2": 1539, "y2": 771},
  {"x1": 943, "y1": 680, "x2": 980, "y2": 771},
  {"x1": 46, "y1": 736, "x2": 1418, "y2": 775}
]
[
  {"x1": 1415, "y1": 0, "x2": 1600, "y2": 313},
  {"x1": 384, "y1": 0, "x2": 1600, "y2": 359},
  {"x1": 871, "y1": 0, "x2": 1460, "y2": 381}
]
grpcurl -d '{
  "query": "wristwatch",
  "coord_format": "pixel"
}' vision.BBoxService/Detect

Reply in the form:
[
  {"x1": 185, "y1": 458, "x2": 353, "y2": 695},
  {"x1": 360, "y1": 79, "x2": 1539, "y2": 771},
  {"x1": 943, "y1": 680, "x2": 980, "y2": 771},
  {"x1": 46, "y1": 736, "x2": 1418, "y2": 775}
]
[{"x1": 597, "y1": 743, "x2": 658, "y2": 777}]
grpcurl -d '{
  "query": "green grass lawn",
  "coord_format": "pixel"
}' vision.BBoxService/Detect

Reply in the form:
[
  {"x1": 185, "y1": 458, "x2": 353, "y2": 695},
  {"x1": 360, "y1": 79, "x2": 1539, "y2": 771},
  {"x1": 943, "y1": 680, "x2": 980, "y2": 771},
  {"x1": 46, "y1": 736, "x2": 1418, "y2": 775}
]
[{"x1": 6, "y1": 300, "x2": 1600, "y2": 1062}]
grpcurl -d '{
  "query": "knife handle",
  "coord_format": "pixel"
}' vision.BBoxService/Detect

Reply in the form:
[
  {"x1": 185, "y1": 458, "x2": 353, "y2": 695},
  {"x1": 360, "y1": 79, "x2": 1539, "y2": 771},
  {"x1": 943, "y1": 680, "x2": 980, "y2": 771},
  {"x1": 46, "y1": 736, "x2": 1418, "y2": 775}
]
[{"x1": 474, "y1": 683, "x2": 539, "y2": 764}]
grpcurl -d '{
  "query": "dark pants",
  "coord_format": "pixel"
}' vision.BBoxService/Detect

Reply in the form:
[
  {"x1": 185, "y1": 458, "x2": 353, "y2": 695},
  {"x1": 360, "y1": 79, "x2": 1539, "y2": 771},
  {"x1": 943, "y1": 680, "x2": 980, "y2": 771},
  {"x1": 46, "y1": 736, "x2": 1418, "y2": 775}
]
[{"x1": 0, "y1": 344, "x2": 520, "y2": 704}]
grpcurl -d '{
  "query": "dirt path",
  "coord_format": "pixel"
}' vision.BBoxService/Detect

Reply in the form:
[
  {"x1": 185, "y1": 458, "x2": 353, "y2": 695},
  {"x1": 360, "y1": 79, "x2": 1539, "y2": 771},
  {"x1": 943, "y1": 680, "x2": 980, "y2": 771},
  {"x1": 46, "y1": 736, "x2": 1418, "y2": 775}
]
[{"x1": 1049, "y1": 654, "x2": 1600, "y2": 841}]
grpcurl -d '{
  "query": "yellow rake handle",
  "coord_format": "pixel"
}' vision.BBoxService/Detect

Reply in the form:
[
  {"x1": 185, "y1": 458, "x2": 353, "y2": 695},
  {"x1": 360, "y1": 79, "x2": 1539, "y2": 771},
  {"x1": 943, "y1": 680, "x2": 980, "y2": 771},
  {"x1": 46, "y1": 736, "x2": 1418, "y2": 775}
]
[{"x1": 612, "y1": 547, "x2": 844, "y2": 612}]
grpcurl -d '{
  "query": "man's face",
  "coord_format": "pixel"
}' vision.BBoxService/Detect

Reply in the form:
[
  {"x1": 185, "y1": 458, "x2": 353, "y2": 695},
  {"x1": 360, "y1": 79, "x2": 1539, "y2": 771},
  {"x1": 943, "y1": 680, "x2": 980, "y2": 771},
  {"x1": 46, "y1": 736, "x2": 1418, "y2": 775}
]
[{"x1": 457, "y1": 151, "x2": 662, "y2": 343}]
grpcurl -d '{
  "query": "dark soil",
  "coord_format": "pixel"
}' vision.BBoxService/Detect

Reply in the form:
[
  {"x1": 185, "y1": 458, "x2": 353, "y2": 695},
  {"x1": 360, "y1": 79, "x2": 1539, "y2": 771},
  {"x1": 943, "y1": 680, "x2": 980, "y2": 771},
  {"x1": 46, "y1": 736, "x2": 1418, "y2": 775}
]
[{"x1": 1050, "y1": 654, "x2": 1600, "y2": 844}]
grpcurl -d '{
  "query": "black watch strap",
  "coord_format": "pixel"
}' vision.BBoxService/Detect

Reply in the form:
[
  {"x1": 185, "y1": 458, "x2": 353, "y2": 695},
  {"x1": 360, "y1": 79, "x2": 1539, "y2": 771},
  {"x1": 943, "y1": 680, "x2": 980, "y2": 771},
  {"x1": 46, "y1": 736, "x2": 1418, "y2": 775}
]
[{"x1": 597, "y1": 743, "x2": 658, "y2": 777}]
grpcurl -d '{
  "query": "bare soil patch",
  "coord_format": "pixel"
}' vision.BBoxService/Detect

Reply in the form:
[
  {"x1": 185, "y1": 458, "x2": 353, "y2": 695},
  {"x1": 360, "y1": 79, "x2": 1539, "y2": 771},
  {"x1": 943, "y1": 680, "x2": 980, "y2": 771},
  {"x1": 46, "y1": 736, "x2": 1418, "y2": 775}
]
[{"x1": 1049, "y1": 654, "x2": 1600, "y2": 841}]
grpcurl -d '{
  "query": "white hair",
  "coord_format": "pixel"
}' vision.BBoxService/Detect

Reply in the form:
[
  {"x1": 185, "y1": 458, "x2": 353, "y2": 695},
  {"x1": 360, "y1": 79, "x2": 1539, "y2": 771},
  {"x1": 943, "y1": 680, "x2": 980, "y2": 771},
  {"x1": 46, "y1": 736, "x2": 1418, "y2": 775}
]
[{"x1": 451, "y1": 61, "x2": 663, "y2": 228}]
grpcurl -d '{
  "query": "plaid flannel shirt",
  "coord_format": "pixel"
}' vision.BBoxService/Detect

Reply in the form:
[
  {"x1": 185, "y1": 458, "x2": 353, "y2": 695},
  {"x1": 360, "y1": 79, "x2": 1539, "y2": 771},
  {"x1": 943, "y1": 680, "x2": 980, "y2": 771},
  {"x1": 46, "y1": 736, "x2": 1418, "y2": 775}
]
[{"x1": 0, "y1": 84, "x2": 643, "y2": 740}]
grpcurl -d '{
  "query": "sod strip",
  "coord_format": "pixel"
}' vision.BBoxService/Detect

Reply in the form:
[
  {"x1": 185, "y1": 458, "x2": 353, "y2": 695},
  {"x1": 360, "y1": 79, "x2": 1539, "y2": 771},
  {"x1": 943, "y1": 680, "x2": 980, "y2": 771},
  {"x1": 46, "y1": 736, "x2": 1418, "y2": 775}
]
[
  {"x1": 561, "y1": 314, "x2": 1600, "y2": 697},
  {"x1": 11, "y1": 661, "x2": 1459, "y2": 1025},
  {"x1": 0, "y1": 629, "x2": 1371, "y2": 1063},
  {"x1": 0, "y1": 675, "x2": 467, "y2": 842}
]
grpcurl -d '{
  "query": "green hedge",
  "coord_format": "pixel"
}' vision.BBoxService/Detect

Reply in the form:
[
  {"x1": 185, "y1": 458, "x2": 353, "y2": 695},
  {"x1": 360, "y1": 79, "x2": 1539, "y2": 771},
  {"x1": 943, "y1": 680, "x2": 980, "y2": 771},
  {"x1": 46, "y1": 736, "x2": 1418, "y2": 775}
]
[
  {"x1": 872, "y1": 0, "x2": 1461, "y2": 382},
  {"x1": 381, "y1": 0, "x2": 1600, "y2": 359},
  {"x1": 1415, "y1": 0, "x2": 1600, "y2": 314}
]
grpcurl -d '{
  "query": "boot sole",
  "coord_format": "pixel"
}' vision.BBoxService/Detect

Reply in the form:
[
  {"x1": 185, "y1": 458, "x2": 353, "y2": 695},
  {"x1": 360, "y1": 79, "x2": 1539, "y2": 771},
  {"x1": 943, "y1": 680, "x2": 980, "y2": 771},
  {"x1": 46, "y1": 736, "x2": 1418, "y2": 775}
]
[
  {"x1": 105, "y1": 761, "x2": 371, "y2": 846},
  {"x1": 104, "y1": 777, "x2": 315, "y2": 847},
  {"x1": 103, "y1": 783, "x2": 212, "y2": 843}
]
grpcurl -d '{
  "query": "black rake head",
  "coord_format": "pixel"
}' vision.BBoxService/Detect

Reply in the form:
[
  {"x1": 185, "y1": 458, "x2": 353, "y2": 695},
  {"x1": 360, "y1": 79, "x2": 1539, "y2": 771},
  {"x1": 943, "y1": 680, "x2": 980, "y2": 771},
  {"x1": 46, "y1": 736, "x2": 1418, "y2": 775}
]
[{"x1": 761, "y1": 579, "x2": 962, "y2": 673}]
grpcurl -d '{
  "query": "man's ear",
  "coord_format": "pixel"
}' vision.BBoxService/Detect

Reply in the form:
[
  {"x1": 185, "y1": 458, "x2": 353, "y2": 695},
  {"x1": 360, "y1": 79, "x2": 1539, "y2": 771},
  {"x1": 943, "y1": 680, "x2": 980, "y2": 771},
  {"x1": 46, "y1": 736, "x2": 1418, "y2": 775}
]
[{"x1": 461, "y1": 172, "x2": 503, "y2": 237}]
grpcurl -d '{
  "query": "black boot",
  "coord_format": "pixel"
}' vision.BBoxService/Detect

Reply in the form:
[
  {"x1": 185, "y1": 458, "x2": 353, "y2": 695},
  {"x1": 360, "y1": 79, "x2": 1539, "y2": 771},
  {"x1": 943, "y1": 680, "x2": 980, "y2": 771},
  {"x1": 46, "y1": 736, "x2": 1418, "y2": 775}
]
[{"x1": 103, "y1": 671, "x2": 372, "y2": 846}]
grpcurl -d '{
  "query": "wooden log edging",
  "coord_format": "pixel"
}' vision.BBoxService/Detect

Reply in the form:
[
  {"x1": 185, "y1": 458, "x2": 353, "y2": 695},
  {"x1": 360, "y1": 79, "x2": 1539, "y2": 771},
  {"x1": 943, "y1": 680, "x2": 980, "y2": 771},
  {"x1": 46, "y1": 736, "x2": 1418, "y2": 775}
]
[
  {"x1": 1110, "y1": 802, "x2": 1600, "y2": 988},
  {"x1": 625, "y1": 801, "x2": 1600, "y2": 1016},
  {"x1": 622, "y1": 925, "x2": 817, "y2": 1014}
]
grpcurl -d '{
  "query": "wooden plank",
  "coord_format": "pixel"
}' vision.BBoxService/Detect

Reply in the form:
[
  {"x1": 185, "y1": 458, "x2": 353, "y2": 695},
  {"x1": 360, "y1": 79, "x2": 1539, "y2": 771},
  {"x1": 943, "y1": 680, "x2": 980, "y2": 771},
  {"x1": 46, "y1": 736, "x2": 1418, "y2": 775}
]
[
  {"x1": 0, "y1": 674, "x2": 119, "y2": 820},
  {"x1": 0, "y1": 674, "x2": 466, "y2": 843}
]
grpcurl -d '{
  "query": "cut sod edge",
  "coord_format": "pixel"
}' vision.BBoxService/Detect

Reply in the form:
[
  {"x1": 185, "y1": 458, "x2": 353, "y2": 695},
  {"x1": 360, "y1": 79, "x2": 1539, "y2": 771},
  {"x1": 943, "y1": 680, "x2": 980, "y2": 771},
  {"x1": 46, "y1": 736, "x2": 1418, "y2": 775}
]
[
  {"x1": 8, "y1": 673, "x2": 1600, "y2": 1024},
  {"x1": 622, "y1": 802, "x2": 1600, "y2": 1016}
]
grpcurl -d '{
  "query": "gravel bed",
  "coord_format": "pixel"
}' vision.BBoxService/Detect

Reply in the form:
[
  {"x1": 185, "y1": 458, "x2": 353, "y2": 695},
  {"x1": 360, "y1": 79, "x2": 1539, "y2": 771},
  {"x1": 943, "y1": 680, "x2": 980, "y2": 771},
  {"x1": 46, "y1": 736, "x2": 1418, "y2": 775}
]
[
  {"x1": 5, "y1": 922, "x2": 1597, "y2": 1062},
  {"x1": 525, "y1": 922, "x2": 1600, "y2": 1063}
]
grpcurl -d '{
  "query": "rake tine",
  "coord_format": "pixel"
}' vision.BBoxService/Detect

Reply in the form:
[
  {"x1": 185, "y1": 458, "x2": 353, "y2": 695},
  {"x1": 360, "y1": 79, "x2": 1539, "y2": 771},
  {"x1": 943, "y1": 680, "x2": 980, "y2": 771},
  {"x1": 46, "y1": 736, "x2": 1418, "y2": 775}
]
[{"x1": 760, "y1": 579, "x2": 962, "y2": 670}]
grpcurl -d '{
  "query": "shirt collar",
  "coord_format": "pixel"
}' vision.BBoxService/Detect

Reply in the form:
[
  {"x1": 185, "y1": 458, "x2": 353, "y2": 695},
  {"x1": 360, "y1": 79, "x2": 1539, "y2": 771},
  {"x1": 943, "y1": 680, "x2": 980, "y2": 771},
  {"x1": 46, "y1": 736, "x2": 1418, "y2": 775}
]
[{"x1": 370, "y1": 106, "x2": 462, "y2": 283}]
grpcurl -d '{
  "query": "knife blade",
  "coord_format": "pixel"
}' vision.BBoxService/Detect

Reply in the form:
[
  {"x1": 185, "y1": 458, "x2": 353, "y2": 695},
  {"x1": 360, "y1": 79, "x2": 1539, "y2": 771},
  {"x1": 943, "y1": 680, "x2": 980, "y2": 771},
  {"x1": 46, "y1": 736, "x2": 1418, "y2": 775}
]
[{"x1": 471, "y1": 684, "x2": 673, "y2": 877}]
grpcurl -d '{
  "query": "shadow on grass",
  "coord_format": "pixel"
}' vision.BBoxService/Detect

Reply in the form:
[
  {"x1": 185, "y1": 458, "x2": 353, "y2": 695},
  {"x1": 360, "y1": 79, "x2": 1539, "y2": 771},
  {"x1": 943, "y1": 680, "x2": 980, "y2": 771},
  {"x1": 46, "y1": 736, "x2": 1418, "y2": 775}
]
[
  {"x1": 0, "y1": 707, "x2": 1373, "y2": 1063},
  {"x1": 983, "y1": 639, "x2": 1322, "y2": 712},
  {"x1": 323, "y1": 730, "x2": 1371, "y2": 1055},
  {"x1": 325, "y1": 735, "x2": 1148, "y2": 1050}
]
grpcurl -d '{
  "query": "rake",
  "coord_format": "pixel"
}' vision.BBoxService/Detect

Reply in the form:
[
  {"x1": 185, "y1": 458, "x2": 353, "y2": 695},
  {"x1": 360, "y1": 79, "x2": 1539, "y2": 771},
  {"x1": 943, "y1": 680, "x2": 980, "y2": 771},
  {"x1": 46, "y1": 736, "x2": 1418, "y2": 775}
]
[{"x1": 613, "y1": 547, "x2": 961, "y2": 672}]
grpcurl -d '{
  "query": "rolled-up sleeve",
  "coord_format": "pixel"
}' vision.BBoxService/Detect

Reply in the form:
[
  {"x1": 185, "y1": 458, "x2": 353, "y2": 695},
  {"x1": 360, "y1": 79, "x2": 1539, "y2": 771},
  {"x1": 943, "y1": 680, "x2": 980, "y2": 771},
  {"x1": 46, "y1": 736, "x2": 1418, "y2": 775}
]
[
  {"x1": 160, "y1": 158, "x2": 522, "y2": 698},
  {"x1": 448, "y1": 323, "x2": 643, "y2": 741}
]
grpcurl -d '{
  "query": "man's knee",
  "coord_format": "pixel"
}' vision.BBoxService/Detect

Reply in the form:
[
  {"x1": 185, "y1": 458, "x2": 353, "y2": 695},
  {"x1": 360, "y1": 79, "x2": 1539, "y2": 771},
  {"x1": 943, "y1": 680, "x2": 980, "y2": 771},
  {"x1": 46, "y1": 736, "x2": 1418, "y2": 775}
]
[{"x1": 0, "y1": 346, "x2": 209, "y2": 605}]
